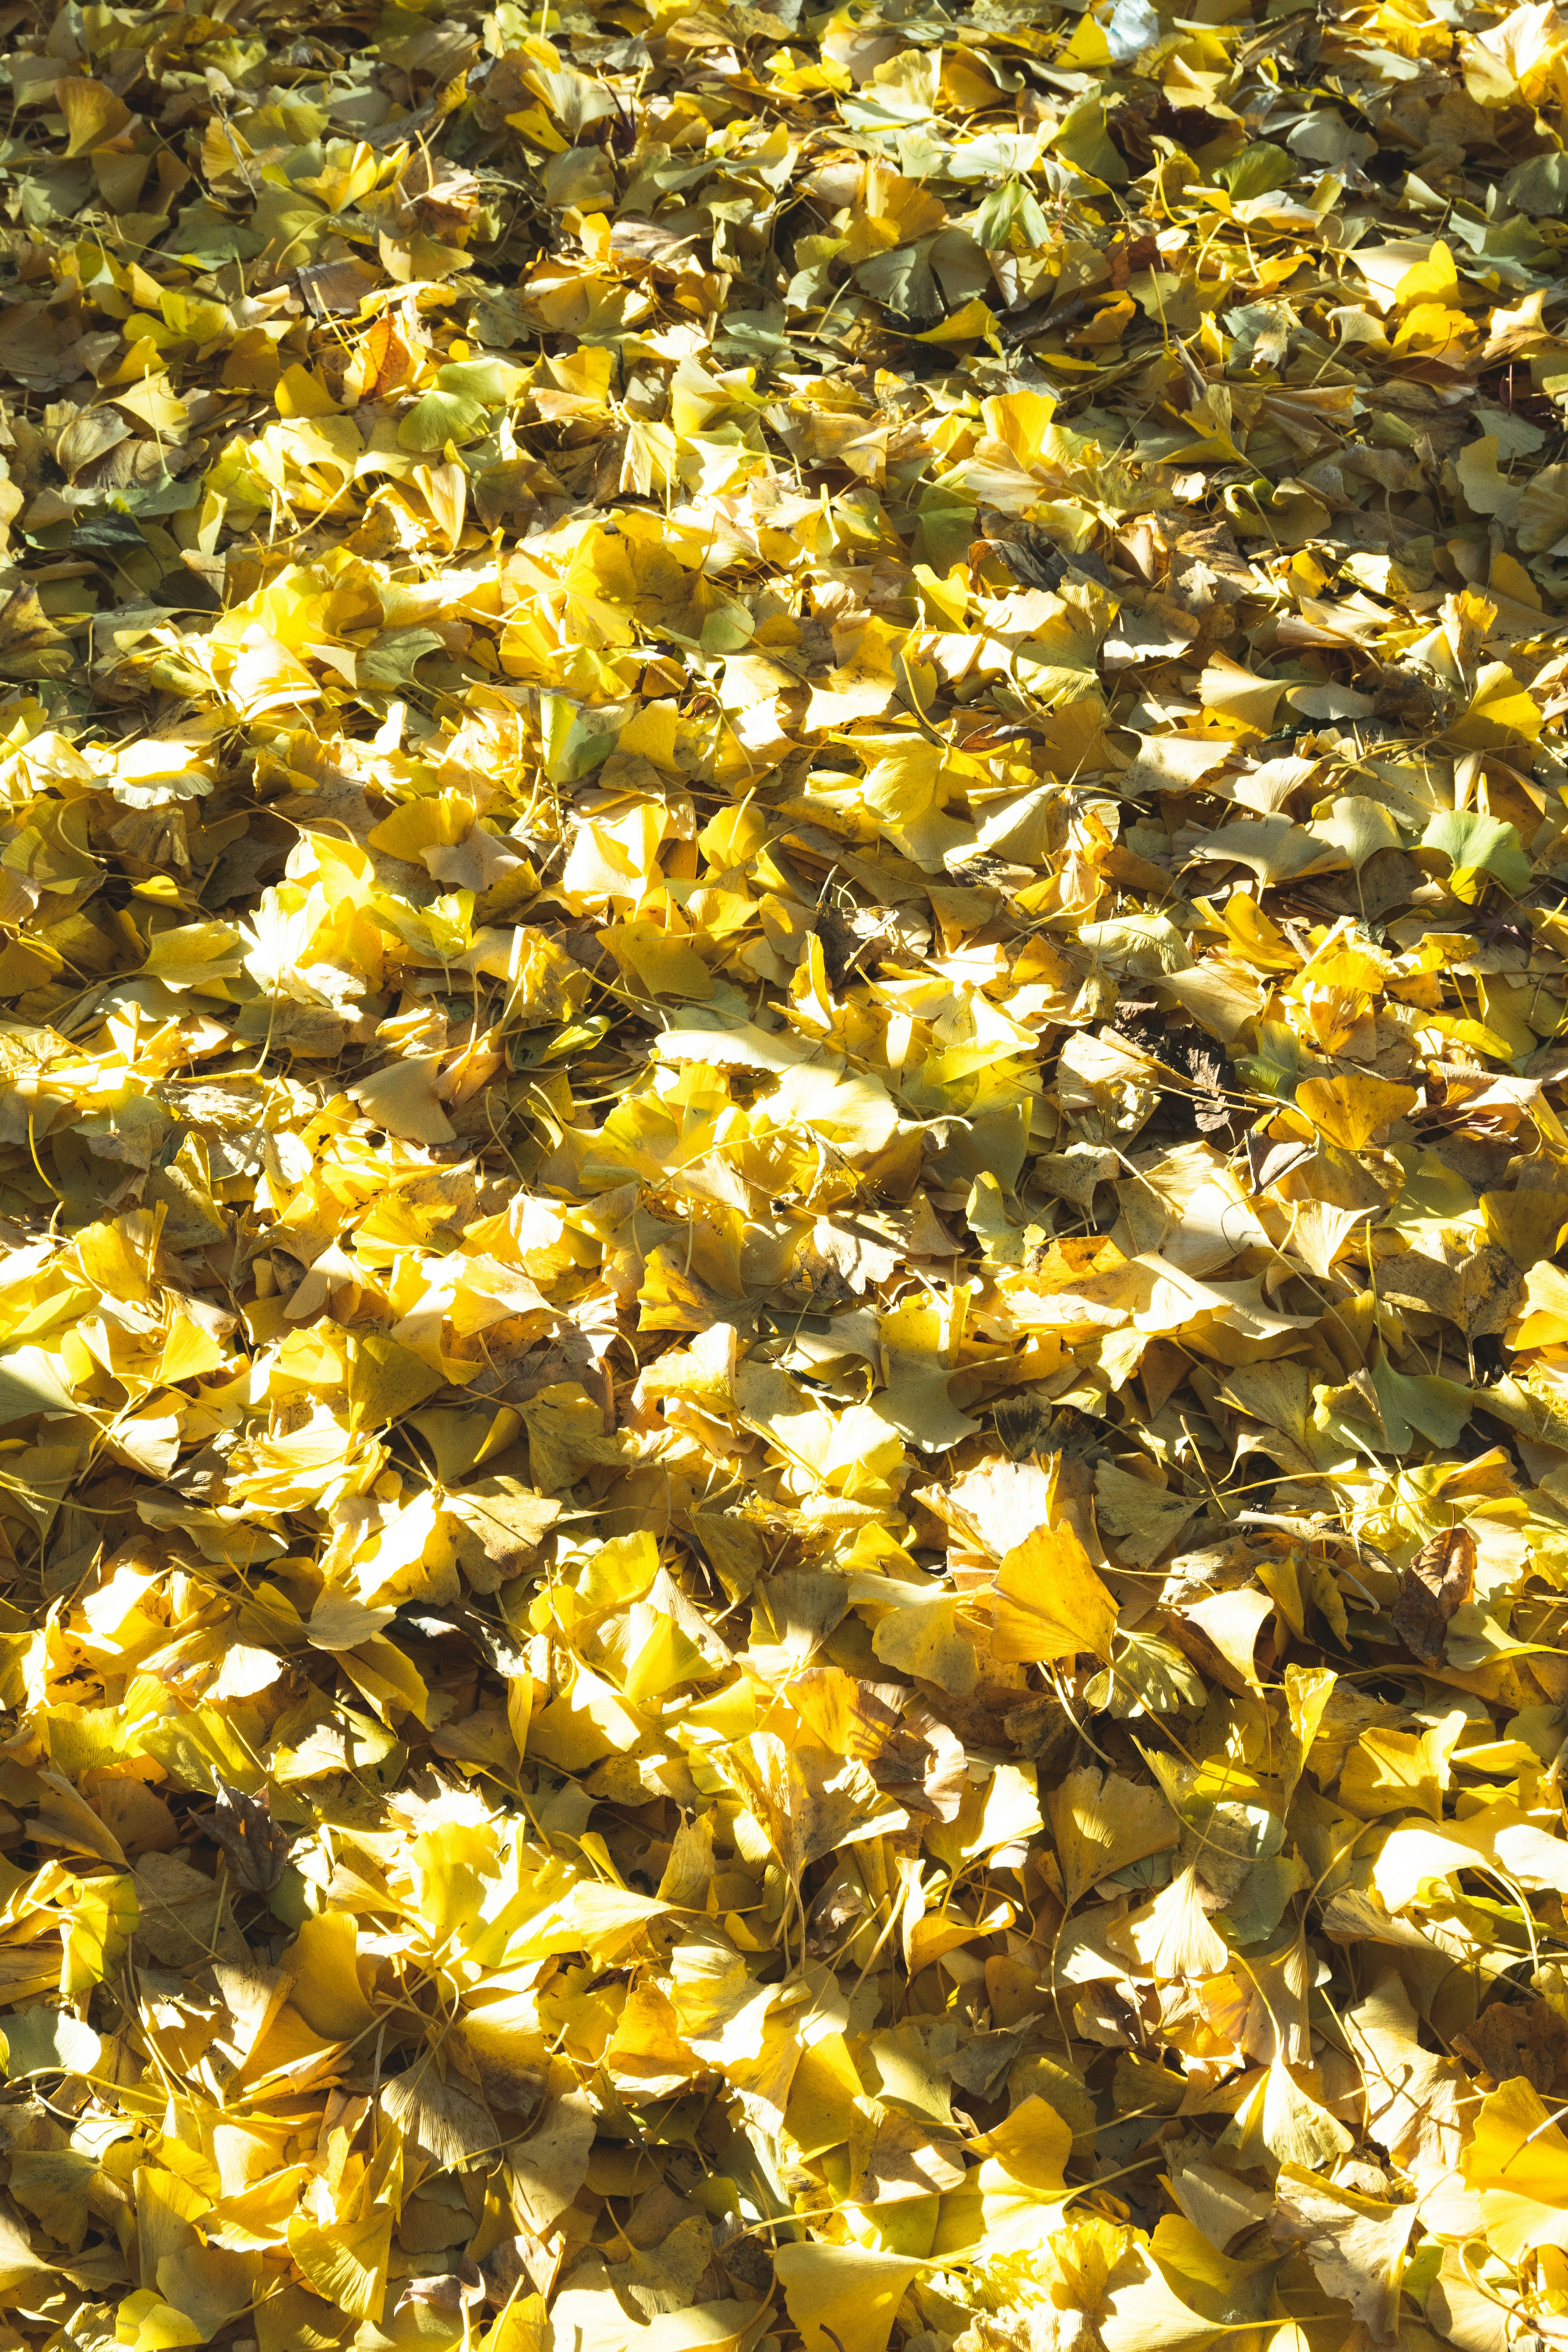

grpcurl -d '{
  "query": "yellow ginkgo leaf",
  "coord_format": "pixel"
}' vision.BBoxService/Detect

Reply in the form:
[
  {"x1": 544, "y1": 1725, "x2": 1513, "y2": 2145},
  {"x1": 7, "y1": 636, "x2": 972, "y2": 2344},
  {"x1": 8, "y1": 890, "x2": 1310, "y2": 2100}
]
[
  {"x1": 773, "y1": 2242, "x2": 923, "y2": 2352},
  {"x1": 1294, "y1": 1074, "x2": 1418, "y2": 1151},
  {"x1": 1113, "y1": 1865, "x2": 1229, "y2": 1980},
  {"x1": 990, "y1": 1523, "x2": 1119, "y2": 1664}
]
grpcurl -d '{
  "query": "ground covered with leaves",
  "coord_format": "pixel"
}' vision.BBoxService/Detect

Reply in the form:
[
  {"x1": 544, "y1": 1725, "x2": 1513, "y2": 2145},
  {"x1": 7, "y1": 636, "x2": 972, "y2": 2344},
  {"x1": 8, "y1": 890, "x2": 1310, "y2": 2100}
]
[{"x1": 8, "y1": 0, "x2": 1568, "y2": 2348}]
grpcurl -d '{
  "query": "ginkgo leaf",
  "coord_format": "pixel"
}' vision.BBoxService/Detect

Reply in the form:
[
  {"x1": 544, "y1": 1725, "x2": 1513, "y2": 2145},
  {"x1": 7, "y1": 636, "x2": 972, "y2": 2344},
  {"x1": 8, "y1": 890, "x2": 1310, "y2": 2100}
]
[
  {"x1": 1182, "y1": 1589, "x2": 1276, "y2": 1693},
  {"x1": 1294, "y1": 1074, "x2": 1419, "y2": 1151},
  {"x1": 1113, "y1": 1865, "x2": 1229, "y2": 1980},
  {"x1": 1270, "y1": 2163, "x2": 1416, "y2": 2343},
  {"x1": 1313, "y1": 796, "x2": 1403, "y2": 872},
  {"x1": 510, "y1": 2068, "x2": 597, "y2": 2233},
  {"x1": 1427, "y1": 2248, "x2": 1513, "y2": 2352},
  {"x1": 990, "y1": 1524, "x2": 1118, "y2": 1664},
  {"x1": 58, "y1": 76, "x2": 133, "y2": 155},
  {"x1": 1422, "y1": 804, "x2": 1532, "y2": 896},
  {"x1": 870, "y1": 1589, "x2": 980, "y2": 1696},
  {"x1": 346, "y1": 1332, "x2": 446, "y2": 1432},
  {"x1": 1098, "y1": 2245, "x2": 1220, "y2": 2352},
  {"x1": 1463, "y1": 2075, "x2": 1568, "y2": 2204},
  {"x1": 285, "y1": 2207, "x2": 392, "y2": 2321},
  {"x1": 0, "y1": 1347, "x2": 77, "y2": 1425},
  {"x1": 1047, "y1": 1766, "x2": 1181, "y2": 1905},
  {"x1": 8, "y1": 2149, "x2": 95, "y2": 2251},
  {"x1": 1, "y1": 2009, "x2": 101, "y2": 2079},
  {"x1": 346, "y1": 1054, "x2": 457, "y2": 1144},
  {"x1": 157, "y1": 2247, "x2": 260, "y2": 2341},
  {"x1": 1220, "y1": 2057, "x2": 1353, "y2": 2173},
  {"x1": 1093, "y1": 1463, "x2": 1201, "y2": 1568},
  {"x1": 279, "y1": 1913, "x2": 378, "y2": 2040},
  {"x1": 773, "y1": 2242, "x2": 923, "y2": 2352},
  {"x1": 1084, "y1": 1627, "x2": 1206, "y2": 1718}
]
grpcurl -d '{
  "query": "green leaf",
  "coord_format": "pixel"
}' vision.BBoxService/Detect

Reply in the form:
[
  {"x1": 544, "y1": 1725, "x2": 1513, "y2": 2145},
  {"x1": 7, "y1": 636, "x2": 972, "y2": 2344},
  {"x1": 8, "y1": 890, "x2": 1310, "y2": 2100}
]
[
  {"x1": 1421, "y1": 806, "x2": 1532, "y2": 900},
  {"x1": 1085, "y1": 1628, "x2": 1207, "y2": 1718},
  {"x1": 974, "y1": 180, "x2": 1051, "y2": 251},
  {"x1": 1215, "y1": 142, "x2": 1295, "y2": 198},
  {"x1": 1369, "y1": 1352, "x2": 1475, "y2": 1453},
  {"x1": 397, "y1": 387, "x2": 487, "y2": 452},
  {"x1": 398, "y1": 358, "x2": 524, "y2": 451}
]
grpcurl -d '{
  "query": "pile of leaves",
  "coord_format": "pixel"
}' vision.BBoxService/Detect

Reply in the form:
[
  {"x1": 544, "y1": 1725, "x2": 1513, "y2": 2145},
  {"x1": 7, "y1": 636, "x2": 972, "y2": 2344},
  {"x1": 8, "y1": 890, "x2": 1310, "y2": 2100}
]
[{"x1": 11, "y1": 0, "x2": 1568, "y2": 2344}]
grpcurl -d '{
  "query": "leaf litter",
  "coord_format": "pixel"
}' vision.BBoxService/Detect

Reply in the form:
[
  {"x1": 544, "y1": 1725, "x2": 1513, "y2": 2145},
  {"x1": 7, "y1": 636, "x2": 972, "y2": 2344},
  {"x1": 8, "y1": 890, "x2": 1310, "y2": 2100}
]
[{"x1": 7, "y1": 0, "x2": 1568, "y2": 2346}]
